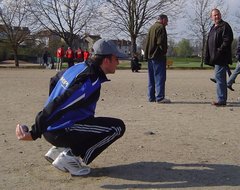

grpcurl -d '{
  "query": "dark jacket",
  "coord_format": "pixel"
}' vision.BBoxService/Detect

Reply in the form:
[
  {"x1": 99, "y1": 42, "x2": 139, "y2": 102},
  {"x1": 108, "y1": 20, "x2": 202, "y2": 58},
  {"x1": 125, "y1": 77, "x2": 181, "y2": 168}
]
[
  {"x1": 131, "y1": 56, "x2": 141, "y2": 71},
  {"x1": 236, "y1": 36, "x2": 240, "y2": 61},
  {"x1": 144, "y1": 21, "x2": 168, "y2": 61},
  {"x1": 30, "y1": 62, "x2": 109, "y2": 140},
  {"x1": 205, "y1": 20, "x2": 233, "y2": 66}
]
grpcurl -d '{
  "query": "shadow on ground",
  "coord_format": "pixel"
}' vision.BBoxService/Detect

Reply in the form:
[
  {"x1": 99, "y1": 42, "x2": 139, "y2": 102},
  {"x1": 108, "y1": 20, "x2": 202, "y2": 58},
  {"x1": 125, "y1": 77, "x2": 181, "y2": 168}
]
[
  {"x1": 90, "y1": 162, "x2": 240, "y2": 189},
  {"x1": 171, "y1": 101, "x2": 240, "y2": 107}
]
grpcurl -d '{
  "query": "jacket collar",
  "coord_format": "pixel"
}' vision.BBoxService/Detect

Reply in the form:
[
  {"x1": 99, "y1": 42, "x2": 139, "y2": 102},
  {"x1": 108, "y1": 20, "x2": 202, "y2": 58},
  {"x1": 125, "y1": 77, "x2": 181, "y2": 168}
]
[
  {"x1": 89, "y1": 62, "x2": 110, "y2": 82},
  {"x1": 214, "y1": 19, "x2": 224, "y2": 28}
]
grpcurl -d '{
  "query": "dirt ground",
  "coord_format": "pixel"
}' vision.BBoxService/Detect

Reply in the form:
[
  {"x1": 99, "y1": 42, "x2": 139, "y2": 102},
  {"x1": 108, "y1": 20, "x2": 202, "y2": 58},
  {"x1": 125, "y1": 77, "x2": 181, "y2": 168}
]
[{"x1": 1, "y1": 67, "x2": 240, "y2": 190}]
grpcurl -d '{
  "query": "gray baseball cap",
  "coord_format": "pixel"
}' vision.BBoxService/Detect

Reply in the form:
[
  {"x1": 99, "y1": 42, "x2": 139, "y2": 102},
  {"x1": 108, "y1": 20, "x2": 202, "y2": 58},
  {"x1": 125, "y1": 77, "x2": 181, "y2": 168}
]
[{"x1": 93, "y1": 39, "x2": 127, "y2": 58}]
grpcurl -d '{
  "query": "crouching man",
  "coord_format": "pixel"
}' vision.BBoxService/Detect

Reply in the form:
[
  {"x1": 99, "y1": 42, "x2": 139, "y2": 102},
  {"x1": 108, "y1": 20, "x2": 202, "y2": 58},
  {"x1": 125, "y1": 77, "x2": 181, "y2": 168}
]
[{"x1": 16, "y1": 39, "x2": 126, "y2": 176}]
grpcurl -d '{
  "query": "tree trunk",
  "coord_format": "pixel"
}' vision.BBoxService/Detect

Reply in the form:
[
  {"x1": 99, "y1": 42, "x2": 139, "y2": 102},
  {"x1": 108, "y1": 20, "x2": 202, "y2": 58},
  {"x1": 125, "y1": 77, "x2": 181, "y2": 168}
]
[
  {"x1": 200, "y1": 36, "x2": 206, "y2": 68},
  {"x1": 131, "y1": 36, "x2": 137, "y2": 57},
  {"x1": 13, "y1": 48, "x2": 19, "y2": 67}
]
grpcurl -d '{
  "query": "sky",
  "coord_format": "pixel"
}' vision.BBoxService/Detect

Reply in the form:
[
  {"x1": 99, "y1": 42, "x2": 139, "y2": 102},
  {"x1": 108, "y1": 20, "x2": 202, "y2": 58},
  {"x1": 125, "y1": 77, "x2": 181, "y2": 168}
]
[
  {"x1": 173, "y1": 0, "x2": 240, "y2": 42},
  {"x1": 99, "y1": 0, "x2": 240, "y2": 43},
  {"x1": 228, "y1": 0, "x2": 239, "y2": 11},
  {"x1": 224, "y1": 0, "x2": 239, "y2": 24}
]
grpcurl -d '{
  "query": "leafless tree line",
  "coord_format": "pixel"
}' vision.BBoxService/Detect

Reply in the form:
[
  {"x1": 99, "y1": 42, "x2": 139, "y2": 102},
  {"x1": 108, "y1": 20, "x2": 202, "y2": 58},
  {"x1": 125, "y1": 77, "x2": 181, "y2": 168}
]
[
  {"x1": 0, "y1": 0, "x2": 239, "y2": 67},
  {"x1": 0, "y1": 0, "x2": 99, "y2": 66}
]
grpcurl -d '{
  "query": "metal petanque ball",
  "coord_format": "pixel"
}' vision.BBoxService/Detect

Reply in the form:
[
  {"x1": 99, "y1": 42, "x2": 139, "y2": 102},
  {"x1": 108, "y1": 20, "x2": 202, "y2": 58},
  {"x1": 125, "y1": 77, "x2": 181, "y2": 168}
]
[{"x1": 21, "y1": 125, "x2": 29, "y2": 132}]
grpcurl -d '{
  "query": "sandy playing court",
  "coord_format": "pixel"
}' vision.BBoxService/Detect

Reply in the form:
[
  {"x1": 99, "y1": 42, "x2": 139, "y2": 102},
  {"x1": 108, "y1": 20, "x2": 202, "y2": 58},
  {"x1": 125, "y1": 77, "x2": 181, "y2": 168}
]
[{"x1": 1, "y1": 67, "x2": 240, "y2": 190}]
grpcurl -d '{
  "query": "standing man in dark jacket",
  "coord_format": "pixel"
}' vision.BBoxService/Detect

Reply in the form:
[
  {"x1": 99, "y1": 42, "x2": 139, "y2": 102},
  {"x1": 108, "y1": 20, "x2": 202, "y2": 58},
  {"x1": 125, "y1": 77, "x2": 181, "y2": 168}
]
[
  {"x1": 145, "y1": 14, "x2": 171, "y2": 103},
  {"x1": 205, "y1": 8, "x2": 233, "y2": 106},
  {"x1": 15, "y1": 39, "x2": 126, "y2": 176}
]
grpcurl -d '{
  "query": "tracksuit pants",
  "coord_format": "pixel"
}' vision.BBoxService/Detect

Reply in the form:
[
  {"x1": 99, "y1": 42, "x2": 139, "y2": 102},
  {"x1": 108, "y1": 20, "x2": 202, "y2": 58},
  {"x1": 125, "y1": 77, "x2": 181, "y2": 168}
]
[{"x1": 43, "y1": 117, "x2": 125, "y2": 165}]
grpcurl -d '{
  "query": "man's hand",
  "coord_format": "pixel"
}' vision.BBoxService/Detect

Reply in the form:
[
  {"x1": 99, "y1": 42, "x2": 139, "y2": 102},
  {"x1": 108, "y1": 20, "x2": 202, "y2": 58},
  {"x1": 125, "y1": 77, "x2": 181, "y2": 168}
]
[{"x1": 16, "y1": 124, "x2": 33, "y2": 141}]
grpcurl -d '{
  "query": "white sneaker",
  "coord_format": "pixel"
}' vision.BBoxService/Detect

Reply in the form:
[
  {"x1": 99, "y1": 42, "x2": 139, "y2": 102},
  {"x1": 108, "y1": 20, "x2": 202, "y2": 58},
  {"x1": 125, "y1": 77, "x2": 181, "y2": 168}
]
[
  {"x1": 52, "y1": 149, "x2": 91, "y2": 176},
  {"x1": 157, "y1": 98, "x2": 171, "y2": 103},
  {"x1": 44, "y1": 146, "x2": 66, "y2": 163}
]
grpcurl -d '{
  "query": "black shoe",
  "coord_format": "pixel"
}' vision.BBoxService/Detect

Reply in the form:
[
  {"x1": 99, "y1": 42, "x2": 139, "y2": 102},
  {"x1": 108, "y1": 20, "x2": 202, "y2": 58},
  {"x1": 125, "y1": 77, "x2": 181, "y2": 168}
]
[
  {"x1": 210, "y1": 78, "x2": 216, "y2": 83},
  {"x1": 211, "y1": 101, "x2": 226, "y2": 106},
  {"x1": 227, "y1": 85, "x2": 234, "y2": 91},
  {"x1": 149, "y1": 99, "x2": 156, "y2": 103}
]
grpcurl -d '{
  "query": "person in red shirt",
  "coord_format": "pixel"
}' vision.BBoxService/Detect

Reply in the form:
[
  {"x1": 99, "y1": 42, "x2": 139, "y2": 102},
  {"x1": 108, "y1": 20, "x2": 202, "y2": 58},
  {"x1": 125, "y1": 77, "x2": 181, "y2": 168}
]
[
  {"x1": 83, "y1": 49, "x2": 90, "y2": 61},
  {"x1": 56, "y1": 45, "x2": 64, "y2": 71},
  {"x1": 65, "y1": 47, "x2": 74, "y2": 68},
  {"x1": 75, "y1": 47, "x2": 83, "y2": 63}
]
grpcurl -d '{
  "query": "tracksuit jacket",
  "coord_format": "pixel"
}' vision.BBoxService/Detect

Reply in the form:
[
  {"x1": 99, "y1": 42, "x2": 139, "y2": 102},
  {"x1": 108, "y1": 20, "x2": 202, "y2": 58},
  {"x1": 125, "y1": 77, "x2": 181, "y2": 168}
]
[{"x1": 30, "y1": 62, "x2": 109, "y2": 140}]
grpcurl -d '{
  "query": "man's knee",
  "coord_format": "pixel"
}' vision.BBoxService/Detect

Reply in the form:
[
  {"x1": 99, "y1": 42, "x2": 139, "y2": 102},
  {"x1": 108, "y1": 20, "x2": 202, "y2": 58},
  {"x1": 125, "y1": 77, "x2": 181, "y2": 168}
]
[{"x1": 117, "y1": 119, "x2": 125, "y2": 137}]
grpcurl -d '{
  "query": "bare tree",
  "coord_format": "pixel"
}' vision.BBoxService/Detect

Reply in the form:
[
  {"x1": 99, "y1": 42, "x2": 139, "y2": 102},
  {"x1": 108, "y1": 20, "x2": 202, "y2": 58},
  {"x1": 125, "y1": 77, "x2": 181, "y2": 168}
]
[
  {"x1": 28, "y1": 0, "x2": 98, "y2": 48},
  {"x1": 98, "y1": 0, "x2": 184, "y2": 56},
  {"x1": 187, "y1": 0, "x2": 227, "y2": 67},
  {"x1": 0, "y1": 0, "x2": 35, "y2": 66}
]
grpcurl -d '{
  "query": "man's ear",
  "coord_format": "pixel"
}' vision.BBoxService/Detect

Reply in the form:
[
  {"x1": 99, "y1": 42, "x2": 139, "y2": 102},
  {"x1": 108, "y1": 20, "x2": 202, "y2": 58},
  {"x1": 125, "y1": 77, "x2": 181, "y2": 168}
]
[
  {"x1": 101, "y1": 57, "x2": 110, "y2": 68},
  {"x1": 104, "y1": 57, "x2": 111, "y2": 64}
]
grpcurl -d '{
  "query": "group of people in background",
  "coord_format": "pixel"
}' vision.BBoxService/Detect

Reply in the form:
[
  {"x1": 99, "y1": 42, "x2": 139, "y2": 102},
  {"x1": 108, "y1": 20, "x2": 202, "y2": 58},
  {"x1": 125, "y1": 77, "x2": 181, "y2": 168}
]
[
  {"x1": 42, "y1": 46, "x2": 90, "y2": 71},
  {"x1": 56, "y1": 46, "x2": 90, "y2": 71},
  {"x1": 145, "y1": 8, "x2": 240, "y2": 106}
]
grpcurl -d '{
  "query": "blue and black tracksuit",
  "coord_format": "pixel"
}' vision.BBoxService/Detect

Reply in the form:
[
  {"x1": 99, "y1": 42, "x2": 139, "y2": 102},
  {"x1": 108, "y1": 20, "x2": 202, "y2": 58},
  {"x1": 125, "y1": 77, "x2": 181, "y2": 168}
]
[{"x1": 30, "y1": 62, "x2": 125, "y2": 164}]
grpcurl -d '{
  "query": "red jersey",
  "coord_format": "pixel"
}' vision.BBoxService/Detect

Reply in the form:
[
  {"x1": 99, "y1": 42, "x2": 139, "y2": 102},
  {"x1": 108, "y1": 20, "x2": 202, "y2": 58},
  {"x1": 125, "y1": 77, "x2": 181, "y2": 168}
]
[
  {"x1": 83, "y1": 51, "x2": 90, "y2": 61},
  {"x1": 56, "y1": 47, "x2": 64, "y2": 58},
  {"x1": 75, "y1": 49, "x2": 83, "y2": 59},
  {"x1": 65, "y1": 48, "x2": 74, "y2": 59}
]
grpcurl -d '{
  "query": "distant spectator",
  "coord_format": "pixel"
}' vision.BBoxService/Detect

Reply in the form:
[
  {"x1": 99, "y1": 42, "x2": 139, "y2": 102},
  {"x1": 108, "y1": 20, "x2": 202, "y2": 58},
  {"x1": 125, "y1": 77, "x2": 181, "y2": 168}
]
[
  {"x1": 131, "y1": 53, "x2": 141, "y2": 72},
  {"x1": 83, "y1": 49, "x2": 90, "y2": 61},
  {"x1": 65, "y1": 47, "x2": 74, "y2": 68},
  {"x1": 43, "y1": 50, "x2": 49, "y2": 67},
  {"x1": 75, "y1": 47, "x2": 84, "y2": 63},
  {"x1": 56, "y1": 45, "x2": 64, "y2": 71},
  {"x1": 49, "y1": 56, "x2": 55, "y2": 70}
]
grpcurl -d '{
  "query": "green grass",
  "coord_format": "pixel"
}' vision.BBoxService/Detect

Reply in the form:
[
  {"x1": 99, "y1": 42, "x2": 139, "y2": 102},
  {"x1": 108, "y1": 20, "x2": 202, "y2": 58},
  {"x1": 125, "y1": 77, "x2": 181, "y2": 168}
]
[{"x1": 118, "y1": 57, "x2": 238, "y2": 70}]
